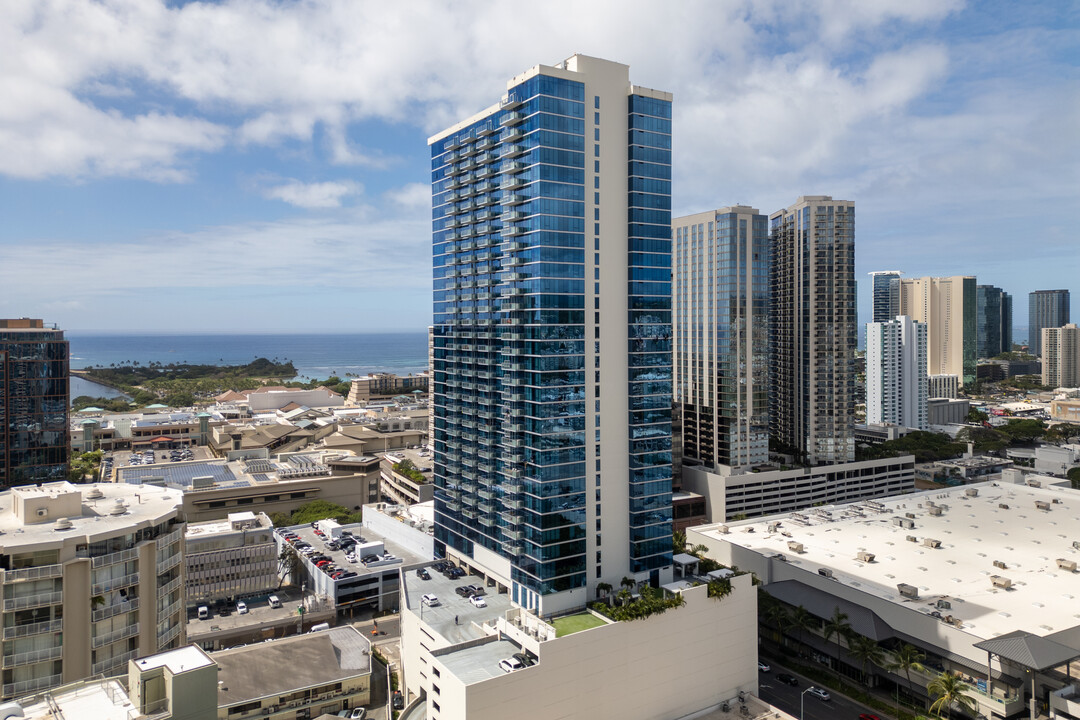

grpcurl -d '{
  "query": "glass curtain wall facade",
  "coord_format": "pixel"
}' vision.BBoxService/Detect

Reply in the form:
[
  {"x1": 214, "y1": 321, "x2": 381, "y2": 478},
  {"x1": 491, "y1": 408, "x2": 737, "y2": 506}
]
[
  {"x1": 976, "y1": 285, "x2": 1012, "y2": 359},
  {"x1": 429, "y1": 56, "x2": 672, "y2": 612},
  {"x1": 0, "y1": 321, "x2": 69, "y2": 488},
  {"x1": 870, "y1": 271, "x2": 902, "y2": 323},
  {"x1": 1029, "y1": 290, "x2": 1070, "y2": 357},
  {"x1": 674, "y1": 206, "x2": 769, "y2": 471},
  {"x1": 769, "y1": 197, "x2": 856, "y2": 466}
]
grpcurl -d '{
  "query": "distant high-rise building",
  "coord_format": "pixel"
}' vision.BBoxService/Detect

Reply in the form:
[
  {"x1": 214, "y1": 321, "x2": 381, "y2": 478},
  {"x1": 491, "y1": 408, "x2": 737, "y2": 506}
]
[
  {"x1": 976, "y1": 285, "x2": 1012, "y2": 358},
  {"x1": 1042, "y1": 324, "x2": 1080, "y2": 388},
  {"x1": 770, "y1": 196, "x2": 856, "y2": 465},
  {"x1": 674, "y1": 205, "x2": 769, "y2": 471},
  {"x1": 0, "y1": 319, "x2": 69, "y2": 487},
  {"x1": 866, "y1": 316, "x2": 928, "y2": 429},
  {"x1": 1029, "y1": 290, "x2": 1070, "y2": 357},
  {"x1": 429, "y1": 55, "x2": 673, "y2": 614},
  {"x1": 870, "y1": 271, "x2": 903, "y2": 323},
  {"x1": 898, "y1": 276, "x2": 977, "y2": 386},
  {"x1": 928, "y1": 374, "x2": 960, "y2": 399}
]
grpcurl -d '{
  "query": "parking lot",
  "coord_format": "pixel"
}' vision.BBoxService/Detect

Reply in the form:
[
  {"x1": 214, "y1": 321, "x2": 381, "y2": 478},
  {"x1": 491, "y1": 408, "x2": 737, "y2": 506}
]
[{"x1": 102, "y1": 445, "x2": 214, "y2": 481}]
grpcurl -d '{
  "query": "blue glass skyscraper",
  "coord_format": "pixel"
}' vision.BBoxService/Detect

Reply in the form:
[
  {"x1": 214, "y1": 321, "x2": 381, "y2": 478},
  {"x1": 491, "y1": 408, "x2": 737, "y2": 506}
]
[
  {"x1": 869, "y1": 271, "x2": 902, "y2": 323},
  {"x1": 429, "y1": 55, "x2": 673, "y2": 614}
]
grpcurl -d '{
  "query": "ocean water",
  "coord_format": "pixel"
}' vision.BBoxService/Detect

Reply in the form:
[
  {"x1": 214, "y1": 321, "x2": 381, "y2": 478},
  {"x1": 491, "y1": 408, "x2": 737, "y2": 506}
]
[{"x1": 67, "y1": 332, "x2": 430, "y2": 381}]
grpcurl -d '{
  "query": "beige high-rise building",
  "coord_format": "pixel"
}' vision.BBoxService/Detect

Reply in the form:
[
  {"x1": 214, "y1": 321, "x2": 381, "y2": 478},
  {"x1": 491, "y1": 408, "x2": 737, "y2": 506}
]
[
  {"x1": 898, "y1": 276, "x2": 977, "y2": 386},
  {"x1": 1042, "y1": 324, "x2": 1080, "y2": 388},
  {"x1": 0, "y1": 482, "x2": 185, "y2": 700}
]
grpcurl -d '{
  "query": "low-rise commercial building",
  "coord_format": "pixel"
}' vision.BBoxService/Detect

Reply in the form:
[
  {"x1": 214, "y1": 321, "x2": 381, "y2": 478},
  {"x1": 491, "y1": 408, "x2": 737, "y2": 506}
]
[
  {"x1": 928, "y1": 374, "x2": 960, "y2": 399},
  {"x1": 380, "y1": 451, "x2": 435, "y2": 505},
  {"x1": 401, "y1": 560, "x2": 762, "y2": 720},
  {"x1": 115, "y1": 452, "x2": 380, "y2": 523},
  {"x1": 347, "y1": 372, "x2": 429, "y2": 402},
  {"x1": 185, "y1": 511, "x2": 278, "y2": 606},
  {"x1": 688, "y1": 480, "x2": 1080, "y2": 720},
  {"x1": 1051, "y1": 398, "x2": 1080, "y2": 423},
  {"x1": 679, "y1": 456, "x2": 915, "y2": 522},
  {"x1": 0, "y1": 481, "x2": 186, "y2": 699}
]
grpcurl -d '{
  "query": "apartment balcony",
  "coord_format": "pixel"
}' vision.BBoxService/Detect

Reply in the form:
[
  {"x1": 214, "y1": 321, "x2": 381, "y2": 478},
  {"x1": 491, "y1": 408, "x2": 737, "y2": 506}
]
[
  {"x1": 2, "y1": 619, "x2": 62, "y2": 641},
  {"x1": 3, "y1": 592, "x2": 63, "y2": 612},
  {"x1": 92, "y1": 622, "x2": 140, "y2": 649},
  {"x1": 158, "y1": 576, "x2": 183, "y2": 597},
  {"x1": 502, "y1": 225, "x2": 525, "y2": 237},
  {"x1": 500, "y1": 177, "x2": 525, "y2": 191},
  {"x1": 503, "y1": 543, "x2": 524, "y2": 557},
  {"x1": 503, "y1": 127, "x2": 525, "y2": 142},
  {"x1": 477, "y1": 488, "x2": 494, "y2": 500},
  {"x1": 500, "y1": 110, "x2": 524, "y2": 125},
  {"x1": 478, "y1": 515, "x2": 496, "y2": 527},
  {"x1": 505, "y1": 529, "x2": 524, "y2": 541},
  {"x1": 2, "y1": 644, "x2": 62, "y2": 669},
  {"x1": 157, "y1": 622, "x2": 182, "y2": 647},
  {"x1": 92, "y1": 572, "x2": 140, "y2": 596},
  {"x1": 3, "y1": 565, "x2": 64, "y2": 583},
  {"x1": 92, "y1": 649, "x2": 138, "y2": 677},
  {"x1": 3, "y1": 673, "x2": 62, "y2": 699},
  {"x1": 461, "y1": 509, "x2": 477, "y2": 519},
  {"x1": 500, "y1": 144, "x2": 526, "y2": 159},
  {"x1": 92, "y1": 597, "x2": 139, "y2": 623}
]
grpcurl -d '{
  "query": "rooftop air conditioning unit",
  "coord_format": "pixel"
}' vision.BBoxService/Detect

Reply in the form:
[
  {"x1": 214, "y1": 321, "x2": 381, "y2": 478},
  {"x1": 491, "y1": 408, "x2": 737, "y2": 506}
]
[
  {"x1": 1028, "y1": 479, "x2": 1042, "y2": 488},
  {"x1": 923, "y1": 538, "x2": 942, "y2": 549},
  {"x1": 787, "y1": 541, "x2": 804, "y2": 553},
  {"x1": 36, "y1": 508, "x2": 48, "y2": 518},
  {"x1": 856, "y1": 551, "x2": 875, "y2": 563},
  {"x1": 906, "y1": 535, "x2": 918, "y2": 543},
  {"x1": 1057, "y1": 559, "x2": 1077, "y2": 572},
  {"x1": 993, "y1": 560, "x2": 1007, "y2": 569},
  {"x1": 929, "y1": 507, "x2": 943, "y2": 516},
  {"x1": 718, "y1": 525, "x2": 729, "y2": 534},
  {"x1": 965, "y1": 488, "x2": 979, "y2": 497},
  {"x1": 905, "y1": 512, "x2": 917, "y2": 519},
  {"x1": 767, "y1": 522, "x2": 781, "y2": 533},
  {"x1": 897, "y1": 583, "x2": 919, "y2": 599},
  {"x1": 1035, "y1": 501, "x2": 1051, "y2": 511},
  {"x1": 817, "y1": 568, "x2": 834, "y2": 579},
  {"x1": 990, "y1": 575, "x2": 1012, "y2": 589},
  {"x1": 1073, "y1": 541, "x2": 1080, "y2": 551},
  {"x1": 937, "y1": 599, "x2": 952, "y2": 610},
  {"x1": 999, "y1": 503, "x2": 1010, "y2": 510}
]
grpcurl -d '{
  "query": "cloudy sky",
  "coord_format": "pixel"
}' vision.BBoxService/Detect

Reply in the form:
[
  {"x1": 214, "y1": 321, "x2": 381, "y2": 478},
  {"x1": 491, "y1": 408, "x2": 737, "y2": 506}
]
[{"x1": 1, "y1": 0, "x2": 1077, "y2": 336}]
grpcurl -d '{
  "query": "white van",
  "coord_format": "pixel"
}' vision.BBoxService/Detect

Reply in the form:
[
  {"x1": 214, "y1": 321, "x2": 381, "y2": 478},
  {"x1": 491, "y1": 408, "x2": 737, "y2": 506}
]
[
  {"x1": 309, "y1": 622, "x2": 330, "y2": 633},
  {"x1": 197, "y1": 606, "x2": 209, "y2": 620},
  {"x1": 268, "y1": 595, "x2": 282, "y2": 609}
]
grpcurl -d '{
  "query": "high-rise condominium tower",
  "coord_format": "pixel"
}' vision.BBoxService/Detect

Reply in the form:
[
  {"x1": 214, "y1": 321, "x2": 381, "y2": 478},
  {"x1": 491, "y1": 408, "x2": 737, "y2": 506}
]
[
  {"x1": 429, "y1": 55, "x2": 673, "y2": 613},
  {"x1": 1029, "y1": 290, "x2": 1070, "y2": 357},
  {"x1": 0, "y1": 319, "x2": 69, "y2": 488},
  {"x1": 866, "y1": 316, "x2": 928, "y2": 429},
  {"x1": 976, "y1": 285, "x2": 1012, "y2": 358},
  {"x1": 673, "y1": 206, "x2": 769, "y2": 471},
  {"x1": 898, "y1": 276, "x2": 977, "y2": 386},
  {"x1": 870, "y1": 271, "x2": 903, "y2": 323},
  {"x1": 769, "y1": 196, "x2": 856, "y2": 466},
  {"x1": 1042, "y1": 324, "x2": 1080, "y2": 388}
]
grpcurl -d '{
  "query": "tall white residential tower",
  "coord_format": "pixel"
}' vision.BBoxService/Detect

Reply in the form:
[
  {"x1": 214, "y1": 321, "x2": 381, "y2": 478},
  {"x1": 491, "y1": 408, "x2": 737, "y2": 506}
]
[{"x1": 866, "y1": 316, "x2": 929, "y2": 429}]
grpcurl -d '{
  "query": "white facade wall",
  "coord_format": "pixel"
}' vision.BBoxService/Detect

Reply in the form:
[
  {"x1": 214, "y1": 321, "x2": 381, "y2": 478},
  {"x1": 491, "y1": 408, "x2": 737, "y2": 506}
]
[
  {"x1": 1043, "y1": 324, "x2": 1080, "y2": 388},
  {"x1": 247, "y1": 389, "x2": 344, "y2": 412},
  {"x1": 408, "y1": 578, "x2": 758, "y2": 720},
  {"x1": 866, "y1": 316, "x2": 928, "y2": 429}
]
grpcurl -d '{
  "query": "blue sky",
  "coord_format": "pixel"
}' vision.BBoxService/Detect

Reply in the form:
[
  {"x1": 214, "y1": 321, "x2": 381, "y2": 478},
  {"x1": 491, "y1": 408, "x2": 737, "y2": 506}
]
[{"x1": 0, "y1": 0, "x2": 1077, "y2": 337}]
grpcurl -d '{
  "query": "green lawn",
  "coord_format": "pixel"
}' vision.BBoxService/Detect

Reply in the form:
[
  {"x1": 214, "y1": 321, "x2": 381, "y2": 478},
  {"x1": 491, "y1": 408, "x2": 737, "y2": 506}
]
[{"x1": 552, "y1": 612, "x2": 607, "y2": 637}]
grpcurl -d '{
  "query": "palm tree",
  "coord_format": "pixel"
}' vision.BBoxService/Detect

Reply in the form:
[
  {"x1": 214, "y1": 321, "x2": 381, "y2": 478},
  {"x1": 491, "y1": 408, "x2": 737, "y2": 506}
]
[
  {"x1": 788, "y1": 605, "x2": 815, "y2": 653},
  {"x1": 887, "y1": 643, "x2": 927, "y2": 711},
  {"x1": 672, "y1": 530, "x2": 687, "y2": 555},
  {"x1": 822, "y1": 606, "x2": 852, "y2": 678},
  {"x1": 764, "y1": 604, "x2": 790, "y2": 646},
  {"x1": 927, "y1": 672, "x2": 976, "y2": 719},
  {"x1": 596, "y1": 582, "x2": 613, "y2": 606},
  {"x1": 848, "y1": 635, "x2": 886, "y2": 687}
]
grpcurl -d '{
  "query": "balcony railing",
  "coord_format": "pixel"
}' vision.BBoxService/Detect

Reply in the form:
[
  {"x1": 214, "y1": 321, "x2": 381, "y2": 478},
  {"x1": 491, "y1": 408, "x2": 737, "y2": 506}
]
[
  {"x1": 3, "y1": 565, "x2": 63, "y2": 583},
  {"x1": 91, "y1": 547, "x2": 140, "y2": 569},
  {"x1": 93, "y1": 597, "x2": 139, "y2": 623},
  {"x1": 92, "y1": 622, "x2": 140, "y2": 649},
  {"x1": 92, "y1": 649, "x2": 138, "y2": 676},
  {"x1": 2, "y1": 619, "x2": 62, "y2": 640},
  {"x1": 157, "y1": 622, "x2": 182, "y2": 647},
  {"x1": 158, "y1": 576, "x2": 182, "y2": 597},
  {"x1": 2, "y1": 644, "x2": 62, "y2": 668},
  {"x1": 92, "y1": 572, "x2": 140, "y2": 596},
  {"x1": 3, "y1": 591, "x2": 63, "y2": 612},
  {"x1": 3, "y1": 673, "x2": 61, "y2": 698}
]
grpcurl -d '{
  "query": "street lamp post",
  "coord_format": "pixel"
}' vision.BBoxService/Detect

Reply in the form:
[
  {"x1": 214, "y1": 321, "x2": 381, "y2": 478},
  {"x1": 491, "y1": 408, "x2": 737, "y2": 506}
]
[{"x1": 800, "y1": 687, "x2": 813, "y2": 720}]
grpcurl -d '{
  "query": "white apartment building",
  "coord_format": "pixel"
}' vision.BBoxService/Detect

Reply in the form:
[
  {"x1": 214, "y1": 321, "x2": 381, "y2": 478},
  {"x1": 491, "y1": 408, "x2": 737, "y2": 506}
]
[
  {"x1": 1042, "y1": 324, "x2": 1080, "y2": 388},
  {"x1": 185, "y1": 511, "x2": 277, "y2": 606},
  {"x1": 866, "y1": 315, "x2": 928, "y2": 429},
  {"x1": 0, "y1": 482, "x2": 185, "y2": 700}
]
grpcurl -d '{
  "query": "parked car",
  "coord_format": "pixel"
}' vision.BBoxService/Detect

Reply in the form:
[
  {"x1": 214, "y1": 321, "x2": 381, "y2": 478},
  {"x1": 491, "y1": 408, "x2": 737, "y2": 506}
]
[
  {"x1": 776, "y1": 673, "x2": 798, "y2": 686},
  {"x1": 335, "y1": 709, "x2": 365, "y2": 719},
  {"x1": 421, "y1": 594, "x2": 440, "y2": 607},
  {"x1": 236, "y1": 601, "x2": 248, "y2": 615},
  {"x1": 498, "y1": 657, "x2": 524, "y2": 673},
  {"x1": 456, "y1": 585, "x2": 472, "y2": 597},
  {"x1": 392, "y1": 691, "x2": 405, "y2": 710},
  {"x1": 757, "y1": 661, "x2": 770, "y2": 673},
  {"x1": 470, "y1": 595, "x2": 487, "y2": 608},
  {"x1": 416, "y1": 568, "x2": 431, "y2": 580},
  {"x1": 859, "y1": 715, "x2": 881, "y2": 720},
  {"x1": 806, "y1": 687, "x2": 831, "y2": 701}
]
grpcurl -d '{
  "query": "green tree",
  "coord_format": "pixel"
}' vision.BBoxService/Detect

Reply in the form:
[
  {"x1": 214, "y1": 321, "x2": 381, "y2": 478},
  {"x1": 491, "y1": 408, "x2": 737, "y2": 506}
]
[
  {"x1": 764, "y1": 604, "x2": 790, "y2": 645},
  {"x1": 288, "y1": 500, "x2": 362, "y2": 525},
  {"x1": 595, "y1": 582, "x2": 613, "y2": 605},
  {"x1": 672, "y1": 530, "x2": 687, "y2": 555},
  {"x1": 887, "y1": 643, "x2": 927, "y2": 712},
  {"x1": 277, "y1": 545, "x2": 301, "y2": 589},
  {"x1": 1068, "y1": 467, "x2": 1080, "y2": 490},
  {"x1": 927, "y1": 672, "x2": 976, "y2": 719},
  {"x1": 823, "y1": 606, "x2": 853, "y2": 678},
  {"x1": 848, "y1": 634, "x2": 886, "y2": 687},
  {"x1": 788, "y1": 605, "x2": 815, "y2": 652}
]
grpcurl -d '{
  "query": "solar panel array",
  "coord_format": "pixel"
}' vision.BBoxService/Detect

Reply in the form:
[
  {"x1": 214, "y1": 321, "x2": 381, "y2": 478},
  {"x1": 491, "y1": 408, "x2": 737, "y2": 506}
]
[{"x1": 121, "y1": 462, "x2": 237, "y2": 488}]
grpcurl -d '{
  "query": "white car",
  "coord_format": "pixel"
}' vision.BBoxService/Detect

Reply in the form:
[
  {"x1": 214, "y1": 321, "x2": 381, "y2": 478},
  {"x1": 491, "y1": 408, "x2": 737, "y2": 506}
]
[
  {"x1": 346, "y1": 554, "x2": 357, "y2": 564},
  {"x1": 806, "y1": 687, "x2": 831, "y2": 701},
  {"x1": 421, "y1": 594, "x2": 440, "y2": 607},
  {"x1": 469, "y1": 595, "x2": 487, "y2": 608},
  {"x1": 336, "y1": 709, "x2": 366, "y2": 719},
  {"x1": 757, "y1": 661, "x2": 770, "y2": 673},
  {"x1": 236, "y1": 601, "x2": 248, "y2": 615},
  {"x1": 498, "y1": 657, "x2": 524, "y2": 673}
]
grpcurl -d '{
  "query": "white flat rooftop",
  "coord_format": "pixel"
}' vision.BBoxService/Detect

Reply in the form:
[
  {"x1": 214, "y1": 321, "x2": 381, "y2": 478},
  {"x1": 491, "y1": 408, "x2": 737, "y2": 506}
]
[
  {"x1": 19, "y1": 678, "x2": 135, "y2": 720},
  {"x1": 133, "y1": 644, "x2": 214, "y2": 674},
  {"x1": 695, "y1": 481, "x2": 1080, "y2": 640}
]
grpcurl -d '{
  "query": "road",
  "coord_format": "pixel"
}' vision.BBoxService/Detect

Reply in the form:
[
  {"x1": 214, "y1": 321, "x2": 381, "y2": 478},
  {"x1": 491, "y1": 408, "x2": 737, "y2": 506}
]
[{"x1": 758, "y1": 660, "x2": 882, "y2": 720}]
